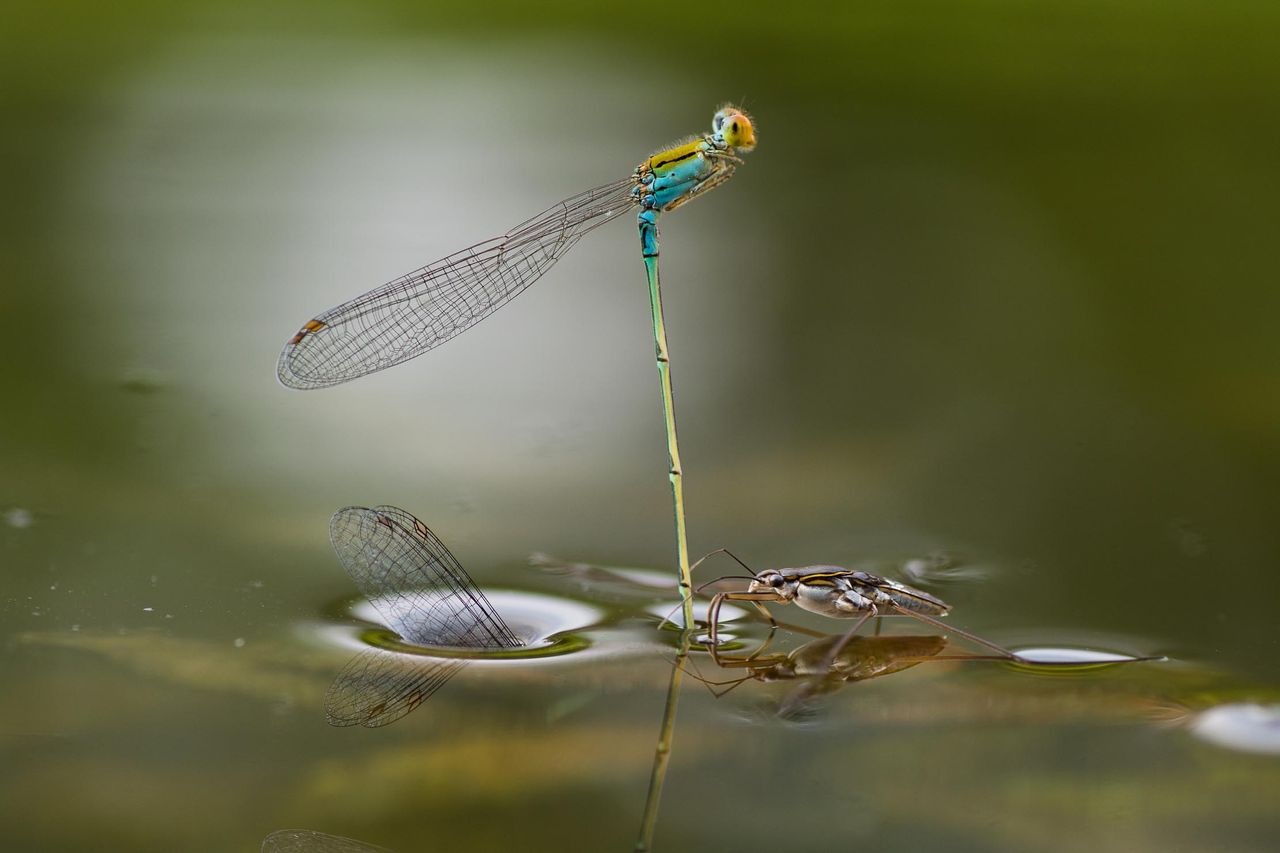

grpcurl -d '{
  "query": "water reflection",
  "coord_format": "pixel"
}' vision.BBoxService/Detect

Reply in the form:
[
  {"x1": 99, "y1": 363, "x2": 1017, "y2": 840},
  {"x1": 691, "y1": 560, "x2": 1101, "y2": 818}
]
[
  {"x1": 704, "y1": 632, "x2": 951, "y2": 694},
  {"x1": 698, "y1": 633, "x2": 951, "y2": 720},
  {"x1": 262, "y1": 829, "x2": 390, "y2": 852},
  {"x1": 326, "y1": 649, "x2": 467, "y2": 728}
]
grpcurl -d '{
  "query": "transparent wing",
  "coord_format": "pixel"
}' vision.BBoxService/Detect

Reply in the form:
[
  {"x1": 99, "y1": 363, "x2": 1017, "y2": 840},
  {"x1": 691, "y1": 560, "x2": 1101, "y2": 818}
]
[
  {"x1": 850, "y1": 570, "x2": 949, "y2": 615},
  {"x1": 324, "y1": 648, "x2": 466, "y2": 728},
  {"x1": 279, "y1": 177, "x2": 639, "y2": 389},
  {"x1": 329, "y1": 505, "x2": 522, "y2": 648}
]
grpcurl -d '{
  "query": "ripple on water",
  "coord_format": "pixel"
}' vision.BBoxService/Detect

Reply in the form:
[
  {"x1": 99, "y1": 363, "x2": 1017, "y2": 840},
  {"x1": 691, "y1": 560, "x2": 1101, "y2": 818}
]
[
  {"x1": 1008, "y1": 645, "x2": 1163, "y2": 672},
  {"x1": 313, "y1": 589, "x2": 607, "y2": 661}
]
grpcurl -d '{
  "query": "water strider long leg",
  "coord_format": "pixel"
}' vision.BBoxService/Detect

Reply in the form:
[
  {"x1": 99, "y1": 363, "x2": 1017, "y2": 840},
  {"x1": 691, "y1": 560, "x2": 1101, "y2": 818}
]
[
  {"x1": 770, "y1": 617, "x2": 828, "y2": 639},
  {"x1": 655, "y1": 546, "x2": 762, "y2": 631},
  {"x1": 891, "y1": 605, "x2": 1021, "y2": 660},
  {"x1": 688, "y1": 668, "x2": 756, "y2": 698},
  {"x1": 675, "y1": 647, "x2": 784, "y2": 697},
  {"x1": 709, "y1": 623, "x2": 779, "y2": 667},
  {"x1": 688, "y1": 547, "x2": 756, "y2": 580},
  {"x1": 707, "y1": 590, "x2": 782, "y2": 657},
  {"x1": 820, "y1": 606, "x2": 878, "y2": 671}
]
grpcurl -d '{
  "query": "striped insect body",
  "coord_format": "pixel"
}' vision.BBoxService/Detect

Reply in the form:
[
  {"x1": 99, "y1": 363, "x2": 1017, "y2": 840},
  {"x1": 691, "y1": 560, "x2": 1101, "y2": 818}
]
[
  {"x1": 745, "y1": 565, "x2": 950, "y2": 621},
  {"x1": 696, "y1": 552, "x2": 1019, "y2": 666}
]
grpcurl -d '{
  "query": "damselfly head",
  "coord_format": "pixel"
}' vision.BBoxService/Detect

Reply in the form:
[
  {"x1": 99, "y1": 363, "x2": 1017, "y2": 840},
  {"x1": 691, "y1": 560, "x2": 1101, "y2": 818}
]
[
  {"x1": 713, "y1": 105, "x2": 756, "y2": 152},
  {"x1": 747, "y1": 568, "x2": 796, "y2": 600}
]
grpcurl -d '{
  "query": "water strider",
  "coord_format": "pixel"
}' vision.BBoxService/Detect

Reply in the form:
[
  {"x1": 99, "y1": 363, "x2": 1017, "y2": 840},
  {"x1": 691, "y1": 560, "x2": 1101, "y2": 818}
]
[
  {"x1": 687, "y1": 549, "x2": 1024, "y2": 668},
  {"x1": 279, "y1": 105, "x2": 758, "y2": 627}
]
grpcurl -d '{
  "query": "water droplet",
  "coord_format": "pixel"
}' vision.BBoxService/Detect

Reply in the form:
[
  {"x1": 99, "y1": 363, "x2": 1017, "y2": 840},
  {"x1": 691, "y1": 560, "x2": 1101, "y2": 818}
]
[{"x1": 233, "y1": 637, "x2": 246, "y2": 648}]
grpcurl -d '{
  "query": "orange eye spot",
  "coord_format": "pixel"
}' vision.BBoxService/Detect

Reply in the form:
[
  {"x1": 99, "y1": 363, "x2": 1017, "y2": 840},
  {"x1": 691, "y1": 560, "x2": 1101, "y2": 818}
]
[{"x1": 726, "y1": 111, "x2": 756, "y2": 150}]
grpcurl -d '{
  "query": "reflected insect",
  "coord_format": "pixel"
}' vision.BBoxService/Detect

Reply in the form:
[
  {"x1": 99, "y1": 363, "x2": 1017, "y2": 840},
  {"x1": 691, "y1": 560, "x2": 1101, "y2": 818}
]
[
  {"x1": 325, "y1": 505, "x2": 522, "y2": 728},
  {"x1": 692, "y1": 633, "x2": 952, "y2": 697},
  {"x1": 278, "y1": 105, "x2": 756, "y2": 389},
  {"x1": 692, "y1": 549, "x2": 1023, "y2": 668},
  {"x1": 262, "y1": 829, "x2": 391, "y2": 853},
  {"x1": 687, "y1": 633, "x2": 964, "y2": 720}
]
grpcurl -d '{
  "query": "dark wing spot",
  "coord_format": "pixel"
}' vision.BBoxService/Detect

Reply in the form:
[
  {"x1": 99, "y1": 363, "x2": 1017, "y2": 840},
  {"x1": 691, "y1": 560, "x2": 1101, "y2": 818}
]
[{"x1": 288, "y1": 318, "x2": 327, "y2": 345}]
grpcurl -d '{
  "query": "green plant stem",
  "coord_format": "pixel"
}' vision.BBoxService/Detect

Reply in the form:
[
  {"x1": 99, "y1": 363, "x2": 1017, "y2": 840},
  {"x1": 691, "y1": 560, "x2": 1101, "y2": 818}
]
[{"x1": 643, "y1": 251, "x2": 694, "y2": 630}]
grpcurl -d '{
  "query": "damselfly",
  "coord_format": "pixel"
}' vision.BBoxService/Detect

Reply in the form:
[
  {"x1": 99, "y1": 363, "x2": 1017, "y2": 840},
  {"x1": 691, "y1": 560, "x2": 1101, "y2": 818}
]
[
  {"x1": 691, "y1": 549, "x2": 1023, "y2": 668},
  {"x1": 277, "y1": 106, "x2": 756, "y2": 389},
  {"x1": 325, "y1": 505, "x2": 521, "y2": 727}
]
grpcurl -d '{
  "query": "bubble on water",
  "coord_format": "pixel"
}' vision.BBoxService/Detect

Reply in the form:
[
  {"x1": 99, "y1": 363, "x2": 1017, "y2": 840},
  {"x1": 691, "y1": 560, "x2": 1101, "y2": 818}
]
[{"x1": 233, "y1": 637, "x2": 246, "y2": 648}]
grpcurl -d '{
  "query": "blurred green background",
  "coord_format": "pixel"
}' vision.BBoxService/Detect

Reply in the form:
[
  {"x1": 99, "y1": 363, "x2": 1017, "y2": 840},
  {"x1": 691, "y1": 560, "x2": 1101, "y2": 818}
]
[{"x1": 3, "y1": 1, "x2": 1280, "y2": 851}]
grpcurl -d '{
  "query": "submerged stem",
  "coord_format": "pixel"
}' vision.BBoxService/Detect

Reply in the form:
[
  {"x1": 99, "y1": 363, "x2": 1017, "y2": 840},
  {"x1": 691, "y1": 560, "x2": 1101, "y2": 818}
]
[{"x1": 635, "y1": 629, "x2": 692, "y2": 851}]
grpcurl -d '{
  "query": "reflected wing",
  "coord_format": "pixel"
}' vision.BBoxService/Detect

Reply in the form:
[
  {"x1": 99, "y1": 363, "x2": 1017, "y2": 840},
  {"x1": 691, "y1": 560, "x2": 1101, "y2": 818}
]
[
  {"x1": 278, "y1": 178, "x2": 638, "y2": 389},
  {"x1": 325, "y1": 648, "x2": 466, "y2": 728},
  {"x1": 262, "y1": 829, "x2": 391, "y2": 852},
  {"x1": 329, "y1": 505, "x2": 522, "y2": 648}
]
